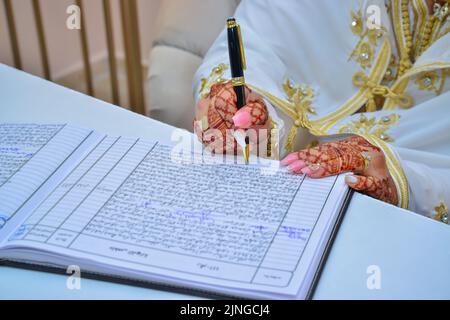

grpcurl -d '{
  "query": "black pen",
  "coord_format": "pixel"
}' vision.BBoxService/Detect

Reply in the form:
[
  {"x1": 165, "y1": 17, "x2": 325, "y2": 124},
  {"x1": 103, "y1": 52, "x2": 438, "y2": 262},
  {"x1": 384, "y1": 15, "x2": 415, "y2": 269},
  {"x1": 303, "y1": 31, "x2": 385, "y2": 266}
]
[{"x1": 227, "y1": 17, "x2": 250, "y2": 164}]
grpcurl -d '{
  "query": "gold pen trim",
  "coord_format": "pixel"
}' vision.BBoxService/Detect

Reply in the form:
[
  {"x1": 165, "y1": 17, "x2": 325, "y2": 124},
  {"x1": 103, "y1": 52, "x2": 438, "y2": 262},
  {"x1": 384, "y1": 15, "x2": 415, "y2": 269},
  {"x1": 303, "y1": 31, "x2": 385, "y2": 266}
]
[
  {"x1": 244, "y1": 143, "x2": 250, "y2": 165},
  {"x1": 231, "y1": 76, "x2": 246, "y2": 87},
  {"x1": 227, "y1": 19, "x2": 237, "y2": 28},
  {"x1": 237, "y1": 24, "x2": 247, "y2": 70}
]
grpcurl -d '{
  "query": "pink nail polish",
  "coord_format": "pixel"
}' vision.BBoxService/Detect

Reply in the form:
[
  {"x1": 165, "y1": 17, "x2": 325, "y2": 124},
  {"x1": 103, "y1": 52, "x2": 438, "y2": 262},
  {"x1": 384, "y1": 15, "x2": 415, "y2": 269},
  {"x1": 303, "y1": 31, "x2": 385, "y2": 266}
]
[
  {"x1": 233, "y1": 110, "x2": 252, "y2": 128},
  {"x1": 301, "y1": 167, "x2": 312, "y2": 175},
  {"x1": 287, "y1": 160, "x2": 306, "y2": 172},
  {"x1": 281, "y1": 153, "x2": 300, "y2": 166}
]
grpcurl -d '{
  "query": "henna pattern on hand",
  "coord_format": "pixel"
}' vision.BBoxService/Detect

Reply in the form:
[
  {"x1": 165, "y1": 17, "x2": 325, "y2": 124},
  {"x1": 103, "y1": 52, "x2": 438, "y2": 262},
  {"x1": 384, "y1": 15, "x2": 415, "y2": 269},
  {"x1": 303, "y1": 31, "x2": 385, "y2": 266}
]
[
  {"x1": 282, "y1": 135, "x2": 398, "y2": 206},
  {"x1": 293, "y1": 136, "x2": 375, "y2": 177},
  {"x1": 195, "y1": 82, "x2": 268, "y2": 153},
  {"x1": 348, "y1": 175, "x2": 398, "y2": 205}
]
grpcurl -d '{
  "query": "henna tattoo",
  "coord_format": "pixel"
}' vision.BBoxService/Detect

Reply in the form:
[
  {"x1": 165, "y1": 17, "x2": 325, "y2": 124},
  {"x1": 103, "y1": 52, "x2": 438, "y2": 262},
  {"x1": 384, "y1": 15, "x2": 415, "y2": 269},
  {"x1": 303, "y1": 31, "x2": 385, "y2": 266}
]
[
  {"x1": 294, "y1": 140, "x2": 366, "y2": 177},
  {"x1": 350, "y1": 175, "x2": 398, "y2": 205},
  {"x1": 283, "y1": 135, "x2": 398, "y2": 206},
  {"x1": 196, "y1": 82, "x2": 268, "y2": 153}
]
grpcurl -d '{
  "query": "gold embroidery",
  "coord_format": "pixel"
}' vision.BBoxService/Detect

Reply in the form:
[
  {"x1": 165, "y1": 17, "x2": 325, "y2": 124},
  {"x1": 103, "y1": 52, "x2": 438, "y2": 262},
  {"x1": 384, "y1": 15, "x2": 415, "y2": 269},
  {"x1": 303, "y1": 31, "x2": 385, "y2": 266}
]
[
  {"x1": 313, "y1": 38, "x2": 392, "y2": 132},
  {"x1": 384, "y1": 62, "x2": 450, "y2": 111},
  {"x1": 433, "y1": 2, "x2": 450, "y2": 21},
  {"x1": 339, "y1": 113, "x2": 400, "y2": 142},
  {"x1": 351, "y1": 9, "x2": 364, "y2": 35},
  {"x1": 282, "y1": 79, "x2": 316, "y2": 152},
  {"x1": 352, "y1": 71, "x2": 413, "y2": 111},
  {"x1": 412, "y1": 0, "x2": 426, "y2": 59},
  {"x1": 392, "y1": 0, "x2": 413, "y2": 76},
  {"x1": 417, "y1": 15, "x2": 439, "y2": 57},
  {"x1": 433, "y1": 202, "x2": 449, "y2": 224},
  {"x1": 412, "y1": 1, "x2": 449, "y2": 60},
  {"x1": 349, "y1": 9, "x2": 386, "y2": 69},
  {"x1": 199, "y1": 63, "x2": 229, "y2": 99},
  {"x1": 383, "y1": 55, "x2": 399, "y2": 82},
  {"x1": 415, "y1": 70, "x2": 439, "y2": 92},
  {"x1": 282, "y1": 79, "x2": 316, "y2": 115}
]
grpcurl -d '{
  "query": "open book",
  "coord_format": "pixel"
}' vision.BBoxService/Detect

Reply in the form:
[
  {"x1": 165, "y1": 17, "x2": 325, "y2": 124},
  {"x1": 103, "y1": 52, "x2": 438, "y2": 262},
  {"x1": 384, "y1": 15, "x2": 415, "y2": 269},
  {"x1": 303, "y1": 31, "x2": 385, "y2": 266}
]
[{"x1": 0, "y1": 123, "x2": 351, "y2": 299}]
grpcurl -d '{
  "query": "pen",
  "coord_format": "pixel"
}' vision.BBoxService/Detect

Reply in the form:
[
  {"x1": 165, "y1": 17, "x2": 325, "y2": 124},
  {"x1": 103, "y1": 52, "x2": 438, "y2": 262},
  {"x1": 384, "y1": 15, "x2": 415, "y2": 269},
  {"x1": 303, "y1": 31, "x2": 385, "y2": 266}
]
[{"x1": 227, "y1": 17, "x2": 250, "y2": 164}]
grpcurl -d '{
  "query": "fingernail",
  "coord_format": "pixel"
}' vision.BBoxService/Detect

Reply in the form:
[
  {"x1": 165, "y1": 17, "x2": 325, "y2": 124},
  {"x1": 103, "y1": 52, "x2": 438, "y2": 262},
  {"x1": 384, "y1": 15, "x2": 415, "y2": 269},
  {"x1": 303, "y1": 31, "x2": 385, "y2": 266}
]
[
  {"x1": 233, "y1": 130, "x2": 246, "y2": 148},
  {"x1": 287, "y1": 160, "x2": 306, "y2": 172},
  {"x1": 301, "y1": 167, "x2": 312, "y2": 175},
  {"x1": 281, "y1": 153, "x2": 299, "y2": 166},
  {"x1": 232, "y1": 110, "x2": 252, "y2": 128},
  {"x1": 308, "y1": 164, "x2": 321, "y2": 172},
  {"x1": 345, "y1": 174, "x2": 358, "y2": 184}
]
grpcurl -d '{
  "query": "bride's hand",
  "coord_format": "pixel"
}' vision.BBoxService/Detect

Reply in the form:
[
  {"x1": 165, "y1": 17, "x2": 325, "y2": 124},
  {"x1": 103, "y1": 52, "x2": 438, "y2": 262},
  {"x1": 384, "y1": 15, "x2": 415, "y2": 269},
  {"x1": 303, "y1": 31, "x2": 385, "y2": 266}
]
[
  {"x1": 194, "y1": 82, "x2": 270, "y2": 153},
  {"x1": 281, "y1": 136, "x2": 398, "y2": 205}
]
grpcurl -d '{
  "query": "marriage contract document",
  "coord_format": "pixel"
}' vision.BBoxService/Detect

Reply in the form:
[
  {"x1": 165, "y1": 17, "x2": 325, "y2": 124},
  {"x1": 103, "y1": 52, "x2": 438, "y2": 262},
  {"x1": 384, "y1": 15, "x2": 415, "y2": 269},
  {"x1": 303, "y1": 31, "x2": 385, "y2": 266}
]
[{"x1": 0, "y1": 123, "x2": 350, "y2": 299}]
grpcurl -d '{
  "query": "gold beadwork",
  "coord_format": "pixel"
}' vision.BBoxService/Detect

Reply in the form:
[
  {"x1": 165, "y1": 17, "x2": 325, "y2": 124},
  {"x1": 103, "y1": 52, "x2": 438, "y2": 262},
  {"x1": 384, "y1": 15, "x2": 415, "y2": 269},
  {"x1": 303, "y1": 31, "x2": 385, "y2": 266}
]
[
  {"x1": 355, "y1": 42, "x2": 375, "y2": 68},
  {"x1": 398, "y1": 0, "x2": 413, "y2": 75},
  {"x1": 418, "y1": 15, "x2": 438, "y2": 56},
  {"x1": 349, "y1": 9, "x2": 386, "y2": 69},
  {"x1": 415, "y1": 71, "x2": 439, "y2": 92},
  {"x1": 199, "y1": 63, "x2": 229, "y2": 99},
  {"x1": 383, "y1": 55, "x2": 399, "y2": 82},
  {"x1": 433, "y1": 202, "x2": 449, "y2": 224},
  {"x1": 351, "y1": 10, "x2": 364, "y2": 35},
  {"x1": 339, "y1": 113, "x2": 401, "y2": 142},
  {"x1": 282, "y1": 79, "x2": 316, "y2": 151}
]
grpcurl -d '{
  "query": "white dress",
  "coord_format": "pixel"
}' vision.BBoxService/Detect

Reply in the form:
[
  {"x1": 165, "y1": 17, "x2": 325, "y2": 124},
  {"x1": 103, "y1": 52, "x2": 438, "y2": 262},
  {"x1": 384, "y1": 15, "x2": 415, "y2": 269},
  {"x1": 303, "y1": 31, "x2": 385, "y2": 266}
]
[{"x1": 193, "y1": 0, "x2": 450, "y2": 223}]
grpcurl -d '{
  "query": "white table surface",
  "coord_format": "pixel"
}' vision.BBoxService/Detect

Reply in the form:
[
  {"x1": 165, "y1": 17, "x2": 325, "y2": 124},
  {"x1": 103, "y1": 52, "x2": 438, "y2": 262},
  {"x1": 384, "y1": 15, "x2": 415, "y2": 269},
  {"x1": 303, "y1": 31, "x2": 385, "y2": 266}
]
[{"x1": 1, "y1": 64, "x2": 450, "y2": 300}]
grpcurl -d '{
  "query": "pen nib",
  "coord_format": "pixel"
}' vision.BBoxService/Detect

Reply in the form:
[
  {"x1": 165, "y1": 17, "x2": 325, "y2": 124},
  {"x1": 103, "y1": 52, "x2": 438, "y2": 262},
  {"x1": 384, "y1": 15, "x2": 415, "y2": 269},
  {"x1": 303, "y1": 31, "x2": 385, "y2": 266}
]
[{"x1": 244, "y1": 136, "x2": 250, "y2": 165}]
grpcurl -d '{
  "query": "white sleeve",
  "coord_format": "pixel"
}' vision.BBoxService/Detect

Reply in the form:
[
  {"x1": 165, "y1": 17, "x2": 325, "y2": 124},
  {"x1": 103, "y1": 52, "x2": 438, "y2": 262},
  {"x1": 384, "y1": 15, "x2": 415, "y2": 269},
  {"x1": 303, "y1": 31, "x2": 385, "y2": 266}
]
[{"x1": 401, "y1": 160, "x2": 450, "y2": 222}]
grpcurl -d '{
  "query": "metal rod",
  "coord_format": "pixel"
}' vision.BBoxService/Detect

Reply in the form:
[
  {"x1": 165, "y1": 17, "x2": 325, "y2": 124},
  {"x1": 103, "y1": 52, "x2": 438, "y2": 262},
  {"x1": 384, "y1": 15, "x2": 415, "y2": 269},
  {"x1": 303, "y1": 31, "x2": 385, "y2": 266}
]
[
  {"x1": 76, "y1": 0, "x2": 94, "y2": 96},
  {"x1": 120, "y1": 0, "x2": 146, "y2": 114},
  {"x1": 32, "y1": 0, "x2": 51, "y2": 80},
  {"x1": 3, "y1": 0, "x2": 22, "y2": 70},
  {"x1": 102, "y1": 0, "x2": 120, "y2": 105}
]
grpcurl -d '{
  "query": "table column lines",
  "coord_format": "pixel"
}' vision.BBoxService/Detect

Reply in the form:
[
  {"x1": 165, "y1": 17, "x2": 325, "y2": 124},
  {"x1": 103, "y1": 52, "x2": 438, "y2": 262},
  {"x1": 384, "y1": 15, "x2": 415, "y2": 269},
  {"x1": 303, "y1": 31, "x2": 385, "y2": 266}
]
[
  {"x1": 6, "y1": 129, "x2": 94, "y2": 222},
  {"x1": 250, "y1": 174, "x2": 305, "y2": 283},
  {"x1": 34, "y1": 135, "x2": 116, "y2": 241},
  {"x1": 66, "y1": 141, "x2": 158, "y2": 248}
]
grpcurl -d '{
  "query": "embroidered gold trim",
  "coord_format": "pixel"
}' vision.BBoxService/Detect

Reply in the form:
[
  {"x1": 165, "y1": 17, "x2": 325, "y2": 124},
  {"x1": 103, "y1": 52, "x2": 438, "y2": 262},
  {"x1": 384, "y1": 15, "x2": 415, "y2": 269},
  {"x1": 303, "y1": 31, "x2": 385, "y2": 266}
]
[
  {"x1": 362, "y1": 135, "x2": 410, "y2": 209},
  {"x1": 412, "y1": 0, "x2": 427, "y2": 59},
  {"x1": 339, "y1": 113, "x2": 401, "y2": 142},
  {"x1": 415, "y1": 70, "x2": 440, "y2": 93},
  {"x1": 353, "y1": 71, "x2": 413, "y2": 110},
  {"x1": 383, "y1": 62, "x2": 450, "y2": 110},
  {"x1": 349, "y1": 9, "x2": 386, "y2": 69},
  {"x1": 312, "y1": 38, "x2": 392, "y2": 132},
  {"x1": 199, "y1": 63, "x2": 229, "y2": 99},
  {"x1": 392, "y1": 0, "x2": 413, "y2": 76},
  {"x1": 281, "y1": 80, "x2": 316, "y2": 152},
  {"x1": 433, "y1": 202, "x2": 449, "y2": 224}
]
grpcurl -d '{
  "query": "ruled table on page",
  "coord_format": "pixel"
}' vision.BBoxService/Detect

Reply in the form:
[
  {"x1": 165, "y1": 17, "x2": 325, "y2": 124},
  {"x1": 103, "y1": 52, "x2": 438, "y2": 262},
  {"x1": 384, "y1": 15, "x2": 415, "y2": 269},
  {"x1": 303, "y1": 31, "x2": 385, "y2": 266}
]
[
  {"x1": 9, "y1": 142, "x2": 340, "y2": 289},
  {"x1": 0, "y1": 124, "x2": 94, "y2": 227}
]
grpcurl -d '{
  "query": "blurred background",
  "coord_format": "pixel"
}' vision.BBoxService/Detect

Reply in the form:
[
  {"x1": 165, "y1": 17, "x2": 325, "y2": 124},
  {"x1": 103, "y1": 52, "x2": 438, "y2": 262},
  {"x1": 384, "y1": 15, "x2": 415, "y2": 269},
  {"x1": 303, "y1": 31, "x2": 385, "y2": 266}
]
[{"x1": 0, "y1": 0, "x2": 240, "y2": 130}]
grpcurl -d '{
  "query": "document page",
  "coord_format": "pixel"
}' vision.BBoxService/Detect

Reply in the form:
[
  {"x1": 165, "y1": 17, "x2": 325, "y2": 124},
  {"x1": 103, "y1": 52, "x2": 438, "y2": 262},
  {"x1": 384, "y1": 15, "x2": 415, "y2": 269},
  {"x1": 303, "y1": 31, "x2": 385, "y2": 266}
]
[
  {"x1": 0, "y1": 124, "x2": 95, "y2": 229},
  {"x1": 5, "y1": 137, "x2": 347, "y2": 296}
]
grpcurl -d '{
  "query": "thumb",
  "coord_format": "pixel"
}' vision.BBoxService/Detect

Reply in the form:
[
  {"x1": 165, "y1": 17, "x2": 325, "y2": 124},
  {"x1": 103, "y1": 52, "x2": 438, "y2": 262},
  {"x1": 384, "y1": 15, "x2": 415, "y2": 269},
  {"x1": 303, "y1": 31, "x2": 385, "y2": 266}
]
[
  {"x1": 233, "y1": 102, "x2": 268, "y2": 129},
  {"x1": 345, "y1": 174, "x2": 378, "y2": 193}
]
